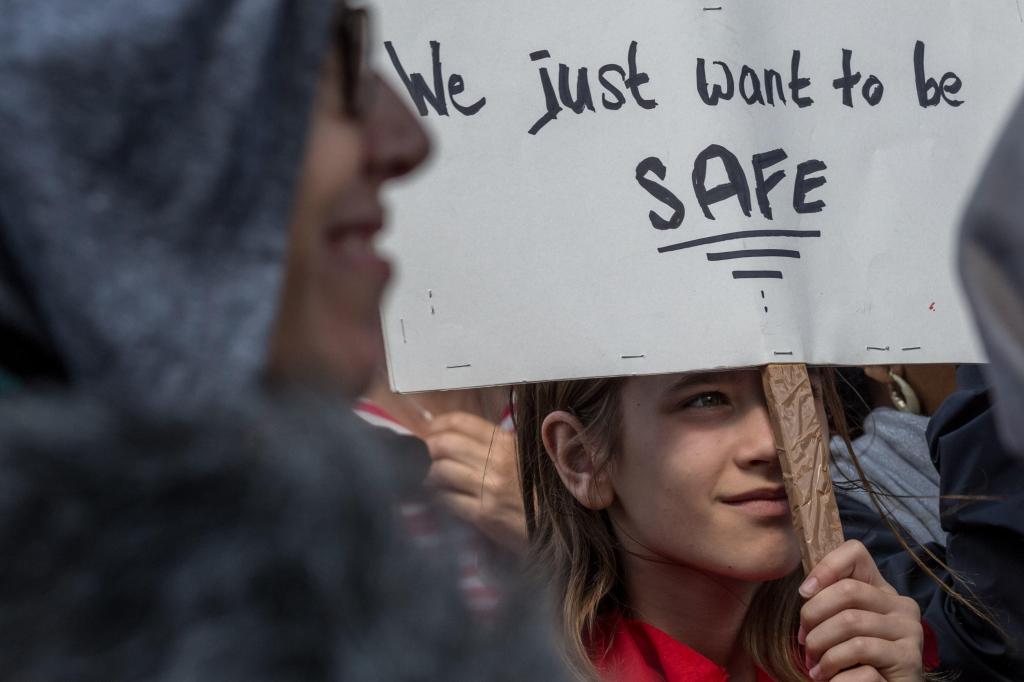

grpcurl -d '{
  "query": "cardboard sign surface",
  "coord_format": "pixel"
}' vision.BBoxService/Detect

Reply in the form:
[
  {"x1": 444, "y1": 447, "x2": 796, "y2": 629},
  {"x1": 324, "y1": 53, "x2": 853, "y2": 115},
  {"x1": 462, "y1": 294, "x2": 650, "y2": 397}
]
[{"x1": 375, "y1": 0, "x2": 1024, "y2": 392}]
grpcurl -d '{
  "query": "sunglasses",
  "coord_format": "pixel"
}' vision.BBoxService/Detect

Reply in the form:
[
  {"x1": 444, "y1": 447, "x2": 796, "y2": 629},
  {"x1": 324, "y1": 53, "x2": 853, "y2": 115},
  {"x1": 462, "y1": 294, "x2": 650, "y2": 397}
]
[{"x1": 334, "y1": 6, "x2": 372, "y2": 118}]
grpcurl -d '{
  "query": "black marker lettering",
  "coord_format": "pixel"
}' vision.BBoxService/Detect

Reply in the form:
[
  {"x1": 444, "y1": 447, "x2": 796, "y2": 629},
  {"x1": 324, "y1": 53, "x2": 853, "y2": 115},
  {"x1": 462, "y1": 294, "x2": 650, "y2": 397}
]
[
  {"x1": 740, "y1": 65, "x2": 765, "y2": 105},
  {"x1": 636, "y1": 156, "x2": 685, "y2": 230},
  {"x1": 692, "y1": 144, "x2": 752, "y2": 220},
  {"x1": 696, "y1": 59, "x2": 735, "y2": 106},
  {"x1": 862, "y1": 75, "x2": 884, "y2": 106},
  {"x1": 447, "y1": 74, "x2": 486, "y2": 116},
  {"x1": 914, "y1": 40, "x2": 963, "y2": 108},
  {"x1": 832, "y1": 48, "x2": 862, "y2": 108},
  {"x1": 832, "y1": 49, "x2": 884, "y2": 107},
  {"x1": 763, "y1": 68, "x2": 787, "y2": 106},
  {"x1": 528, "y1": 50, "x2": 562, "y2": 135},
  {"x1": 384, "y1": 40, "x2": 448, "y2": 116},
  {"x1": 789, "y1": 50, "x2": 814, "y2": 108},
  {"x1": 559, "y1": 65, "x2": 595, "y2": 114},
  {"x1": 751, "y1": 149, "x2": 788, "y2": 220},
  {"x1": 625, "y1": 41, "x2": 658, "y2": 110},
  {"x1": 794, "y1": 159, "x2": 828, "y2": 214},
  {"x1": 598, "y1": 64, "x2": 628, "y2": 110}
]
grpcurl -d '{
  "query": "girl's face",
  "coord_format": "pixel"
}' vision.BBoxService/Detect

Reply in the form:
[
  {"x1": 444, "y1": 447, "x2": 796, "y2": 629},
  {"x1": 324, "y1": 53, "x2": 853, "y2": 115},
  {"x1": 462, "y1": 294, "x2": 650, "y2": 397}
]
[{"x1": 607, "y1": 369, "x2": 807, "y2": 582}]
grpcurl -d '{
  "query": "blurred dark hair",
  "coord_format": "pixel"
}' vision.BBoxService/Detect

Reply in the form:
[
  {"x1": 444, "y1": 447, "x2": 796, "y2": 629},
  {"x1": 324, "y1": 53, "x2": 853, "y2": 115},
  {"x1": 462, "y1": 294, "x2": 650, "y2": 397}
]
[{"x1": 833, "y1": 367, "x2": 873, "y2": 438}]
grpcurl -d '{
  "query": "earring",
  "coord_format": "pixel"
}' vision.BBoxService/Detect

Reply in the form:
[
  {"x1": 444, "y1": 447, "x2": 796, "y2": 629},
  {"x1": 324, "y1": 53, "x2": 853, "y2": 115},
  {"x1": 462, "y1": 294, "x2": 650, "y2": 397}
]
[{"x1": 888, "y1": 370, "x2": 921, "y2": 414}]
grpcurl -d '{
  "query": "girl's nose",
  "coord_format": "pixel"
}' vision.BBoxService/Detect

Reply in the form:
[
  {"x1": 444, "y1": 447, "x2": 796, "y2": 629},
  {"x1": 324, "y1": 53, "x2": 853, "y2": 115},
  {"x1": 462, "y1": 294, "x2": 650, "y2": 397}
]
[{"x1": 735, "y1": 403, "x2": 780, "y2": 470}]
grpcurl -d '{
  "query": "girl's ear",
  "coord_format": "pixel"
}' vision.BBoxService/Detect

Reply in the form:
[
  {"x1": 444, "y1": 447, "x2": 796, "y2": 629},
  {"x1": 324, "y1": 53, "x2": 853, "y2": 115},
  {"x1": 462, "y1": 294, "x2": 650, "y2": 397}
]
[{"x1": 541, "y1": 410, "x2": 615, "y2": 511}]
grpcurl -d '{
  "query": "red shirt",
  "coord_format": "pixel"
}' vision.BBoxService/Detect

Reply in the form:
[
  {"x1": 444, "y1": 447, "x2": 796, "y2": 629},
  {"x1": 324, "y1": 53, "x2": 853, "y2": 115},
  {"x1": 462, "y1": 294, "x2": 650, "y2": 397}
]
[
  {"x1": 592, "y1": 615, "x2": 776, "y2": 682},
  {"x1": 593, "y1": 614, "x2": 939, "y2": 680}
]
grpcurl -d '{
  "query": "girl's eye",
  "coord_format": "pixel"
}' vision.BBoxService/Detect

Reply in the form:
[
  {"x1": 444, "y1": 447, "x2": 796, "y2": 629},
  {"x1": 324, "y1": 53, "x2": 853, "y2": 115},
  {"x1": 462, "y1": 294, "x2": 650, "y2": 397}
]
[{"x1": 682, "y1": 392, "x2": 729, "y2": 409}]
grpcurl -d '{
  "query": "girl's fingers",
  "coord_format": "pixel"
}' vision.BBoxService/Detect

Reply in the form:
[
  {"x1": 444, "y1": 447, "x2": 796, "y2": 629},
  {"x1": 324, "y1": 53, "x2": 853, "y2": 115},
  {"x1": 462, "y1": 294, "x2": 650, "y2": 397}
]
[
  {"x1": 810, "y1": 636, "x2": 923, "y2": 681},
  {"x1": 801, "y1": 578, "x2": 900, "y2": 634},
  {"x1": 800, "y1": 540, "x2": 896, "y2": 599},
  {"x1": 804, "y1": 608, "x2": 922, "y2": 665},
  {"x1": 798, "y1": 540, "x2": 923, "y2": 681},
  {"x1": 824, "y1": 666, "x2": 885, "y2": 682}
]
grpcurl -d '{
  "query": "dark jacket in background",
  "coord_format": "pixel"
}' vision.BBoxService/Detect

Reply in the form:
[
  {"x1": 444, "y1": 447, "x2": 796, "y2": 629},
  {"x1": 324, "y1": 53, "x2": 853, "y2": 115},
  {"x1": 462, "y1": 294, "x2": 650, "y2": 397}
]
[{"x1": 839, "y1": 366, "x2": 1024, "y2": 681}]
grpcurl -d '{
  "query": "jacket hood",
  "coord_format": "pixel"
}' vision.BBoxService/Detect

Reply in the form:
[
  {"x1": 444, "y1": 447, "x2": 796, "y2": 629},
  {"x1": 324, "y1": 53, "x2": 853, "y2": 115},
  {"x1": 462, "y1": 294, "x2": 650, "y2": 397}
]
[
  {"x1": 0, "y1": 0, "x2": 334, "y2": 406},
  {"x1": 959, "y1": 90, "x2": 1024, "y2": 458}
]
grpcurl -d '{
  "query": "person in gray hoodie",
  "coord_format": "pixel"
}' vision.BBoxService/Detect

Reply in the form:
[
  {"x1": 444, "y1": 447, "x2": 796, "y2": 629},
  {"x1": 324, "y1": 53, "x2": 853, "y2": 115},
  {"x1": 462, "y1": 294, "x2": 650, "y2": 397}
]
[
  {"x1": 0, "y1": 2, "x2": 567, "y2": 679},
  {"x1": 0, "y1": 0, "x2": 427, "y2": 405}
]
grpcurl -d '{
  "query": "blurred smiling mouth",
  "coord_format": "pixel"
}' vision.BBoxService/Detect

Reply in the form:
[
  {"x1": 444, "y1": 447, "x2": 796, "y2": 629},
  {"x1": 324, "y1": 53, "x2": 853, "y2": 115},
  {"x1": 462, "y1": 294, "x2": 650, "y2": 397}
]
[
  {"x1": 720, "y1": 487, "x2": 790, "y2": 518},
  {"x1": 325, "y1": 217, "x2": 391, "y2": 282}
]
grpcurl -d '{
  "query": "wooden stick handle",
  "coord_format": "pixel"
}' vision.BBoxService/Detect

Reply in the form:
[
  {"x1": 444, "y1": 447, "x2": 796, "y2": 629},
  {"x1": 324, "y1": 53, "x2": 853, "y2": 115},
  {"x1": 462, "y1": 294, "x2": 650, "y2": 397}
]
[{"x1": 761, "y1": 364, "x2": 845, "y2": 573}]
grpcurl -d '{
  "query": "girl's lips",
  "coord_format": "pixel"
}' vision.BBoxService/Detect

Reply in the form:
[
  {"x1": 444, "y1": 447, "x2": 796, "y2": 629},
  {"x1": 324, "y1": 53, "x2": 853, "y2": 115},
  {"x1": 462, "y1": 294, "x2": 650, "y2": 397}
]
[
  {"x1": 723, "y1": 498, "x2": 791, "y2": 517},
  {"x1": 721, "y1": 487, "x2": 787, "y2": 504},
  {"x1": 721, "y1": 487, "x2": 790, "y2": 517}
]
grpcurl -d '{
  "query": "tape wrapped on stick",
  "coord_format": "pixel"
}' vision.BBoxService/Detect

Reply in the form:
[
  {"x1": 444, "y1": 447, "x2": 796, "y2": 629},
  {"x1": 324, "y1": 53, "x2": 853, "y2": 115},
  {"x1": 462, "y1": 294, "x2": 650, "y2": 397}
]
[{"x1": 761, "y1": 364, "x2": 845, "y2": 573}]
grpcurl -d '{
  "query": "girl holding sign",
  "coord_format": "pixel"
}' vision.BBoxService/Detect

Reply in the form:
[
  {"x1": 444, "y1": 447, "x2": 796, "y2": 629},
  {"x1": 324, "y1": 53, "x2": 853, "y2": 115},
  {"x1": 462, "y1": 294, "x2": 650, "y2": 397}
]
[{"x1": 515, "y1": 369, "x2": 955, "y2": 681}]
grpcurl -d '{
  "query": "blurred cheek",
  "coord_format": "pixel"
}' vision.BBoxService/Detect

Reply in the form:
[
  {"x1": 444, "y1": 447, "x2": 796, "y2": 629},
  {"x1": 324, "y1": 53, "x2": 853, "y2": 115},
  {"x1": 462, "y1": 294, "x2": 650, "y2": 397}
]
[
  {"x1": 268, "y1": 81, "x2": 369, "y2": 390},
  {"x1": 308, "y1": 281, "x2": 385, "y2": 395},
  {"x1": 269, "y1": 246, "x2": 384, "y2": 395},
  {"x1": 296, "y1": 111, "x2": 364, "y2": 236}
]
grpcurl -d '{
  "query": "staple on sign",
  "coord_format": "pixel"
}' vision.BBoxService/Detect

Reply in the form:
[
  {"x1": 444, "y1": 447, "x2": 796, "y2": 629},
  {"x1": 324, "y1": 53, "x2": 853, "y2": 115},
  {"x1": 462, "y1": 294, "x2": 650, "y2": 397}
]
[
  {"x1": 446, "y1": 363, "x2": 472, "y2": 369},
  {"x1": 774, "y1": 351, "x2": 793, "y2": 356},
  {"x1": 901, "y1": 346, "x2": 922, "y2": 351},
  {"x1": 621, "y1": 354, "x2": 646, "y2": 359},
  {"x1": 400, "y1": 319, "x2": 407, "y2": 344},
  {"x1": 866, "y1": 346, "x2": 891, "y2": 351}
]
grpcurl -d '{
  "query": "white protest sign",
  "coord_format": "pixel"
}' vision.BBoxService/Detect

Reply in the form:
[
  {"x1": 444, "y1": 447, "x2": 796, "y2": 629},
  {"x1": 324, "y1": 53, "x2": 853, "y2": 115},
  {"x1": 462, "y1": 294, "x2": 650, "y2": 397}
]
[{"x1": 374, "y1": 0, "x2": 1024, "y2": 393}]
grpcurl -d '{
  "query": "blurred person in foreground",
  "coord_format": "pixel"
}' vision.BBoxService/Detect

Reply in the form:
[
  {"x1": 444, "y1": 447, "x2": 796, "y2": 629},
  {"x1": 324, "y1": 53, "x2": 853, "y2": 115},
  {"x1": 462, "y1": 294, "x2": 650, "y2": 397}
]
[
  {"x1": 959, "y1": 89, "x2": 1024, "y2": 460},
  {"x1": 0, "y1": 0, "x2": 422, "y2": 403},
  {"x1": 0, "y1": 393, "x2": 562, "y2": 681},
  {"x1": 0, "y1": 1, "x2": 566, "y2": 679}
]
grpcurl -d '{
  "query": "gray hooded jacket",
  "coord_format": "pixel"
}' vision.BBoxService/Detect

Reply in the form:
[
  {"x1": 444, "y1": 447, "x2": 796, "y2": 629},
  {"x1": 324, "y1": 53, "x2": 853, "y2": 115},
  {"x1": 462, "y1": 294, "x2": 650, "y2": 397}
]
[{"x1": 0, "y1": 0, "x2": 330, "y2": 406}]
